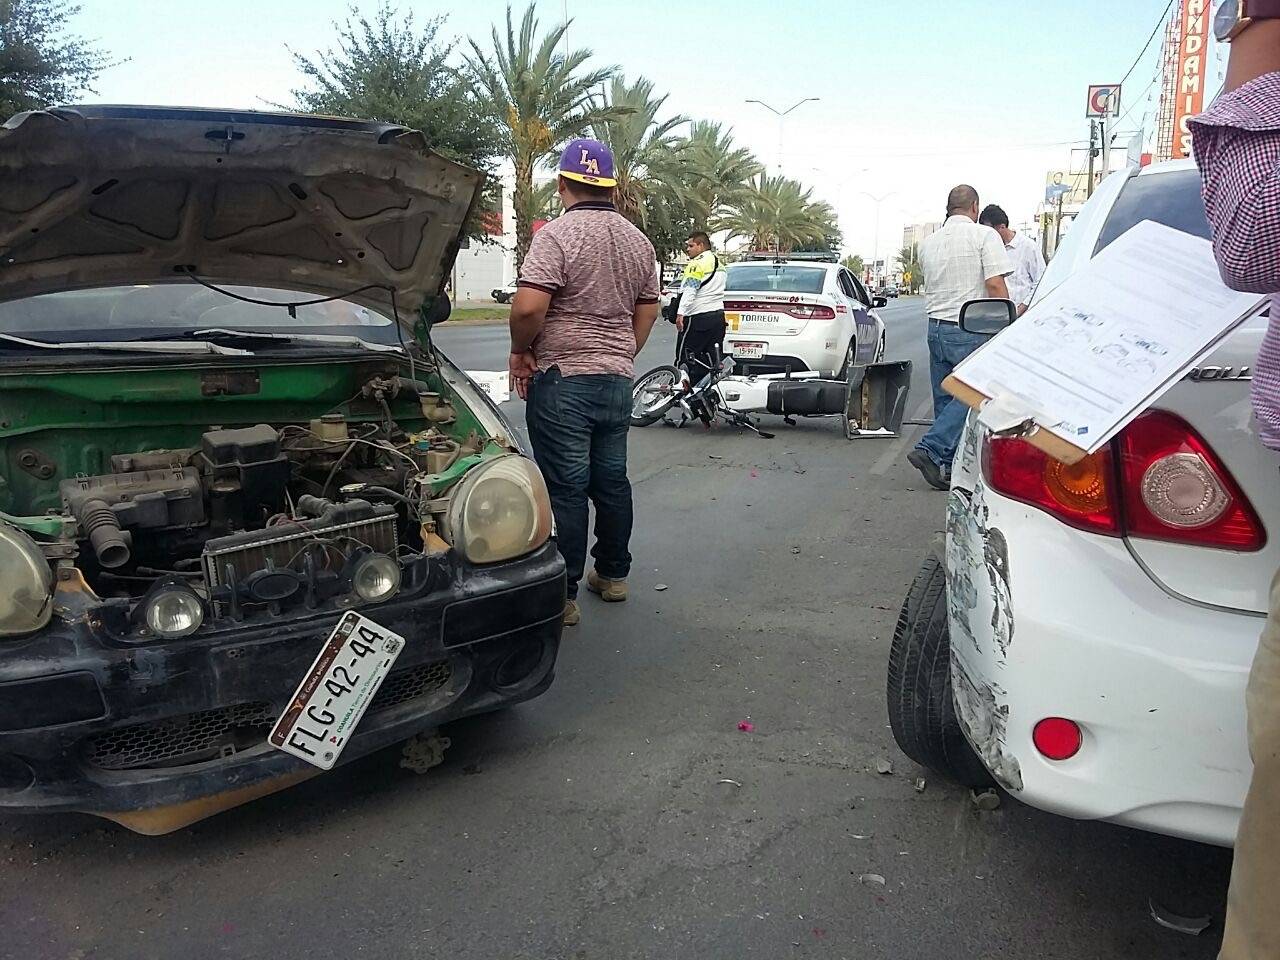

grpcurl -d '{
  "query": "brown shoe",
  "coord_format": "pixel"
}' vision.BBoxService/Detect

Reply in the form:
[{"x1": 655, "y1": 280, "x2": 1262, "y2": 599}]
[
  {"x1": 563, "y1": 599, "x2": 581, "y2": 627},
  {"x1": 586, "y1": 570, "x2": 628, "y2": 602}
]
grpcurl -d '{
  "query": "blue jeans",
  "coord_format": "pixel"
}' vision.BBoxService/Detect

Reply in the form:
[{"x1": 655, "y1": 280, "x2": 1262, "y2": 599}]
[
  {"x1": 916, "y1": 320, "x2": 988, "y2": 469},
  {"x1": 526, "y1": 368, "x2": 633, "y2": 599}
]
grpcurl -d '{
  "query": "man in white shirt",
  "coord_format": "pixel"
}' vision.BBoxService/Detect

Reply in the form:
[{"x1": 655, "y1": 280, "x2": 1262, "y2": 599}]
[
  {"x1": 979, "y1": 204, "x2": 1046, "y2": 316},
  {"x1": 907, "y1": 184, "x2": 1012, "y2": 490}
]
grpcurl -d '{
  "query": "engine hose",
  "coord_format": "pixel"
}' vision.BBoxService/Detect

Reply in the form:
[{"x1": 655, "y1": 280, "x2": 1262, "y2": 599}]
[{"x1": 79, "y1": 499, "x2": 131, "y2": 569}]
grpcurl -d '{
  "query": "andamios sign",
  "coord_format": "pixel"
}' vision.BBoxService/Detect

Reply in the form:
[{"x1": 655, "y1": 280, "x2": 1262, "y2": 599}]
[{"x1": 1173, "y1": 0, "x2": 1212, "y2": 159}]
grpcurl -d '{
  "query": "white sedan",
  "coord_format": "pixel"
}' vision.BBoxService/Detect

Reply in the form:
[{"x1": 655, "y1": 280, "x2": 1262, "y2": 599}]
[
  {"x1": 888, "y1": 159, "x2": 1266, "y2": 847},
  {"x1": 723, "y1": 255, "x2": 885, "y2": 377}
]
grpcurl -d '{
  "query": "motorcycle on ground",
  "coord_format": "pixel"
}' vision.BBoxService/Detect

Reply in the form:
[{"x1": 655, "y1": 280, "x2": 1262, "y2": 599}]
[
  {"x1": 631, "y1": 347, "x2": 775, "y2": 437},
  {"x1": 631, "y1": 347, "x2": 913, "y2": 441}
]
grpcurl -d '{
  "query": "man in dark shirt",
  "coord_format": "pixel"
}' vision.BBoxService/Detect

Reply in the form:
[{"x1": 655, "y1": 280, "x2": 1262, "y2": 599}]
[{"x1": 509, "y1": 138, "x2": 660, "y2": 627}]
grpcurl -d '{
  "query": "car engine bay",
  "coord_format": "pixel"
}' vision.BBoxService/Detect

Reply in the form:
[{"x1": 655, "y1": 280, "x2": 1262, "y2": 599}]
[{"x1": 0, "y1": 366, "x2": 552, "y2": 641}]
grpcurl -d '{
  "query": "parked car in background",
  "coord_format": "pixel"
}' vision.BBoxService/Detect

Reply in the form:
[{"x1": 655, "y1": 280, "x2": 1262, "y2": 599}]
[
  {"x1": 879, "y1": 284, "x2": 899, "y2": 299},
  {"x1": 0, "y1": 105, "x2": 565, "y2": 834},
  {"x1": 887, "y1": 159, "x2": 1264, "y2": 848},
  {"x1": 491, "y1": 281, "x2": 518, "y2": 304},
  {"x1": 722, "y1": 254, "x2": 886, "y2": 377}
]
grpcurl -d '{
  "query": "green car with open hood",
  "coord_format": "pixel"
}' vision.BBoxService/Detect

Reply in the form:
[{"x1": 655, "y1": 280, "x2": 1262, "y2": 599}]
[{"x1": 0, "y1": 105, "x2": 566, "y2": 833}]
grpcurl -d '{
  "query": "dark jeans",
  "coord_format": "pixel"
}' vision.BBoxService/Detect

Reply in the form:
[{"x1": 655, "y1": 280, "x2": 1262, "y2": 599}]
[
  {"x1": 915, "y1": 319, "x2": 988, "y2": 470},
  {"x1": 526, "y1": 368, "x2": 633, "y2": 600},
  {"x1": 678, "y1": 310, "x2": 727, "y2": 384}
]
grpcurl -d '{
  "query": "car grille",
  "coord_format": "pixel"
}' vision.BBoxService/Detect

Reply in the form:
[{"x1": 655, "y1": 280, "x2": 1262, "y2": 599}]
[{"x1": 84, "y1": 660, "x2": 454, "y2": 771}]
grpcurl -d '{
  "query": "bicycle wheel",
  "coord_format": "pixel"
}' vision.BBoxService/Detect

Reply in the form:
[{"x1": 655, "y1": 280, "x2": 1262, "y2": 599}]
[{"x1": 631, "y1": 365, "x2": 682, "y2": 427}]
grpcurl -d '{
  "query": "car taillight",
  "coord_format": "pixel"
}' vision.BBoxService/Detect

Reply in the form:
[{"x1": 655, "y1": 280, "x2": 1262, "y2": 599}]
[
  {"x1": 1116, "y1": 410, "x2": 1265, "y2": 550},
  {"x1": 788, "y1": 304, "x2": 836, "y2": 320},
  {"x1": 981, "y1": 410, "x2": 1265, "y2": 551},
  {"x1": 723, "y1": 301, "x2": 834, "y2": 320},
  {"x1": 981, "y1": 437, "x2": 1119, "y2": 535}
]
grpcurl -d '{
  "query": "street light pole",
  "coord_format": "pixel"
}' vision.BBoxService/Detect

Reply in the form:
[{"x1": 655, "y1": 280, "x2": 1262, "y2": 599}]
[
  {"x1": 745, "y1": 97, "x2": 821, "y2": 176},
  {"x1": 858, "y1": 191, "x2": 897, "y2": 286}
]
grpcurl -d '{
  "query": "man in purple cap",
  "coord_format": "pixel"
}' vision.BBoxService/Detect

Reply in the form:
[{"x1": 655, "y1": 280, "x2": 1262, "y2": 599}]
[{"x1": 509, "y1": 137, "x2": 661, "y2": 627}]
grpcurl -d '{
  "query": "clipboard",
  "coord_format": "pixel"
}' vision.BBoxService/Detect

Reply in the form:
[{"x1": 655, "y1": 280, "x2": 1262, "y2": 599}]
[
  {"x1": 942, "y1": 374, "x2": 1091, "y2": 465},
  {"x1": 935, "y1": 222, "x2": 1270, "y2": 467}
]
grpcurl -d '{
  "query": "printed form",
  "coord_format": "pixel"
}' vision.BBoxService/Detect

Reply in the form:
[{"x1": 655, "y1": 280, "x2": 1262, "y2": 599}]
[{"x1": 949, "y1": 220, "x2": 1267, "y2": 454}]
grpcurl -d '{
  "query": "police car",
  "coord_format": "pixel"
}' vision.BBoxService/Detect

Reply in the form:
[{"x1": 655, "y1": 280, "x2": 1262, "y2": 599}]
[{"x1": 723, "y1": 253, "x2": 886, "y2": 377}]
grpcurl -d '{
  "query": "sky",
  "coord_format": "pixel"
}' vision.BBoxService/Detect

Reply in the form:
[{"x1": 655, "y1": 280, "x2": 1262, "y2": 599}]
[{"x1": 73, "y1": 0, "x2": 1226, "y2": 263}]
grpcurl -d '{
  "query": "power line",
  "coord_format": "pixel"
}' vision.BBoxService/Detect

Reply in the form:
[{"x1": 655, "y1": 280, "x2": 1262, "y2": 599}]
[{"x1": 1120, "y1": 0, "x2": 1177, "y2": 87}]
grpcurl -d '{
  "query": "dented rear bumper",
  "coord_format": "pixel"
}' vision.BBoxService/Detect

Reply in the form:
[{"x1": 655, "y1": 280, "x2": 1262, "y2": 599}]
[
  {"x1": 0, "y1": 541, "x2": 565, "y2": 830},
  {"x1": 946, "y1": 478, "x2": 1254, "y2": 847}
]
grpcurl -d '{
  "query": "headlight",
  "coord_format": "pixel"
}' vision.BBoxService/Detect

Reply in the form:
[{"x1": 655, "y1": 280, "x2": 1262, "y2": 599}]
[
  {"x1": 443, "y1": 455, "x2": 552, "y2": 564},
  {"x1": 351, "y1": 552, "x2": 402, "y2": 603},
  {"x1": 0, "y1": 523, "x2": 53, "y2": 637},
  {"x1": 142, "y1": 582, "x2": 205, "y2": 639}
]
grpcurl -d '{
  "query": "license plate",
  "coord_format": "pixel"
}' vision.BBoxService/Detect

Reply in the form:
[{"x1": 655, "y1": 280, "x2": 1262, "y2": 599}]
[
  {"x1": 731, "y1": 341, "x2": 767, "y2": 359},
  {"x1": 270, "y1": 611, "x2": 405, "y2": 770}
]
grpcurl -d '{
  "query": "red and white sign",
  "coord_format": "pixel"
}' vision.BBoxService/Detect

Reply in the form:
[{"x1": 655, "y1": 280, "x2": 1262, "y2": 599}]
[
  {"x1": 1172, "y1": 0, "x2": 1212, "y2": 159},
  {"x1": 1086, "y1": 84, "x2": 1122, "y2": 119}
]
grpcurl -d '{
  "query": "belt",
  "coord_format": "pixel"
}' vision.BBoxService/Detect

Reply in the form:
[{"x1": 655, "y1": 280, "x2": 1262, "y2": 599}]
[{"x1": 928, "y1": 317, "x2": 959, "y2": 325}]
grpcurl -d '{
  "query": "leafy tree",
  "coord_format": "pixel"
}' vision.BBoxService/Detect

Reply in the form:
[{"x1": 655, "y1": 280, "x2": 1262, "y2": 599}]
[
  {"x1": 286, "y1": 5, "x2": 500, "y2": 172},
  {"x1": 841, "y1": 254, "x2": 865, "y2": 276},
  {"x1": 465, "y1": 4, "x2": 619, "y2": 271},
  {"x1": 0, "y1": 0, "x2": 115, "y2": 118},
  {"x1": 590, "y1": 74, "x2": 685, "y2": 227},
  {"x1": 642, "y1": 188, "x2": 695, "y2": 268}
]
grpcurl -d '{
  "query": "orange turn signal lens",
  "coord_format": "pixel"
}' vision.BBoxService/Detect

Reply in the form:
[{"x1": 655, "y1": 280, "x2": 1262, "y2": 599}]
[{"x1": 1043, "y1": 452, "x2": 1110, "y2": 516}]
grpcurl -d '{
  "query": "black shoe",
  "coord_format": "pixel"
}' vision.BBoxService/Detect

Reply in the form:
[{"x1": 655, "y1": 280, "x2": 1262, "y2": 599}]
[{"x1": 908, "y1": 449, "x2": 949, "y2": 491}]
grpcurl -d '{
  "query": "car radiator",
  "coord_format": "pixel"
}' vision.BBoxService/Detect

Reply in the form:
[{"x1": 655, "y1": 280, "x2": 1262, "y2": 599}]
[{"x1": 201, "y1": 499, "x2": 398, "y2": 595}]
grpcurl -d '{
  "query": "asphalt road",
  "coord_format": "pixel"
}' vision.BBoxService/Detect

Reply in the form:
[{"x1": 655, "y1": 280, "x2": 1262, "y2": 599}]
[{"x1": 1, "y1": 297, "x2": 1234, "y2": 960}]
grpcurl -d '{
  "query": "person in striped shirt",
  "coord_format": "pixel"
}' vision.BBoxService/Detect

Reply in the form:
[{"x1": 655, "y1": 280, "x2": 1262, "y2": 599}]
[{"x1": 1189, "y1": 8, "x2": 1280, "y2": 957}]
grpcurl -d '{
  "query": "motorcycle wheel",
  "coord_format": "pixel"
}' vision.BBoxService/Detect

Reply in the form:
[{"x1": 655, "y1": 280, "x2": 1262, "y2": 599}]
[{"x1": 631, "y1": 365, "x2": 682, "y2": 427}]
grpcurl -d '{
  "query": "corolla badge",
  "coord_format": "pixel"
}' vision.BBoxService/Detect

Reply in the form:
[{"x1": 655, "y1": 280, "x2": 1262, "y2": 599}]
[{"x1": 1186, "y1": 366, "x2": 1252, "y2": 382}]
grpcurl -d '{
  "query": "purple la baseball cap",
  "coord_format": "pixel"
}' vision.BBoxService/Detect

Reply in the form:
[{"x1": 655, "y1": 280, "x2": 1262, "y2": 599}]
[{"x1": 559, "y1": 137, "x2": 617, "y2": 188}]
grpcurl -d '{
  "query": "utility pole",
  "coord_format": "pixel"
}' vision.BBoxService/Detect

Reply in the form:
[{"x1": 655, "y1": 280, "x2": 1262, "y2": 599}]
[
  {"x1": 1087, "y1": 120, "x2": 1098, "y2": 198},
  {"x1": 1053, "y1": 192, "x2": 1065, "y2": 255},
  {"x1": 1100, "y1": 119, "x2": 1110, "y2": 184}
]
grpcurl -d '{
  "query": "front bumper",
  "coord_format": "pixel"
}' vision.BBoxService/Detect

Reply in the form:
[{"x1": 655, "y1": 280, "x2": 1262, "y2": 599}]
[
  {"x1": 0, "y1": 541, "x2": 565, "y2": 826},
  {"x1": 946, "y1": 483, "x2": 1256, "y2": 848}
]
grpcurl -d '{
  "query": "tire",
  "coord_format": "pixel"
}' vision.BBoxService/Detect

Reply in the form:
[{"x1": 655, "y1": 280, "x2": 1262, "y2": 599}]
[
  {"x1": 836, "y1": 338, "x2": 856, "y2": 380},
  {"x1": 875, "y1": 330, "x2": 886, "y2": 363},
  {"x1": 631, "y1": 365, "x2": 681, "y2": 427},
  {"x1": 886, "y1": 555, "x2": 995, "y2": 788}
]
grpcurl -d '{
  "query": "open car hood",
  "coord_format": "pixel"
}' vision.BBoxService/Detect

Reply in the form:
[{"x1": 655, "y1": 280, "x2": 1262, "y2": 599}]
[{"x1": 0, "y1": 105, "x2": 486, "y2": 323}]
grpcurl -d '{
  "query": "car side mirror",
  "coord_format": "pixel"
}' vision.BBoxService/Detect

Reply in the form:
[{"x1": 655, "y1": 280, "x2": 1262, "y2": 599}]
[
  {"x1": 958, "y1": 298, "x2": 1015, "y2": 335},
  {"x1": 872, "y1": 296, "x2": 888, "y2": 308}
]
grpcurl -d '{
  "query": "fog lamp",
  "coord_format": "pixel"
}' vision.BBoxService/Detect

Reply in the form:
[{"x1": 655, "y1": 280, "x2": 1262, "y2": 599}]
[
  {"x1": 143, "y1": 583, "x2": 205, "y2": 639},
  {"x1": 352, "y1": 553, "x2": 401, "y2": 603}
]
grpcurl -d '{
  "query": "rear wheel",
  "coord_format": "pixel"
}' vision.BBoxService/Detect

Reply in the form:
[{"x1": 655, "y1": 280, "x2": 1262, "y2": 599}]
[
  {"x1": 836, "y1": 338, "x2": 856, "y2": 379},
  {"x1": 875, "y1": 330, "x2": 886, "y2": 363},
  {"x1": 886, "y1": 555, "x2": 995, "y2": 788},
  {"x1": 631, "y1": 365, "x2": 681, "y2": 427}
]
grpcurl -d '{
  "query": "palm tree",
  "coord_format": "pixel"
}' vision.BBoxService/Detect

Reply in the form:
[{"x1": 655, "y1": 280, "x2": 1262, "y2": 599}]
[
  {"x1": 517, "y1": 178, "x2": 561, "y2": 227},
  {"x1": 589, "y1": 75, "x2": 686, "y2": 227},
  {"x1": 682, "y1": 121, "x2": 761, "y2": 230},
  {"x1": 465, "y1": 4, "x2": 618, "y2": 271},
  {"x1": 896, "y1": 243, "x2": 924, "y2": 293},
  {"x1": 721, "y1": 174, "x2": 836, "y2": 253}
]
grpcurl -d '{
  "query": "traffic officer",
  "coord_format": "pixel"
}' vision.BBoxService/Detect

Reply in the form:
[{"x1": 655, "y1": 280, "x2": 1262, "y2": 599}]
[{"x1": 674, "y1": 231, "x2": 726, "y2": 385}]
